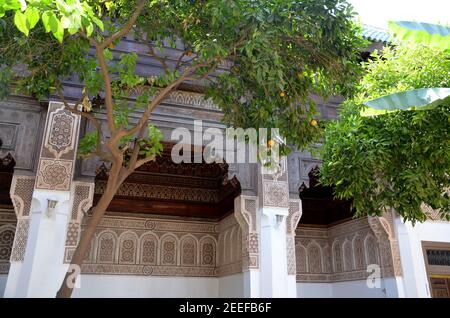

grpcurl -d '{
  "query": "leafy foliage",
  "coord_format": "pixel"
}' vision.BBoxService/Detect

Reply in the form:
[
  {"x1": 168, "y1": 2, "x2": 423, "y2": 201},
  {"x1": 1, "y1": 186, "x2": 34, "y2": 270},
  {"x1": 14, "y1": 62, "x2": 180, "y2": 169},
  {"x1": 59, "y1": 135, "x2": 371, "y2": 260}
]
[
  {"x1": 320, "y1": 44, "x2": 450, "y2": 223},
  {"x1": 1, "y1": 0, "x2": 365, "y2": 157},
  {"x1": 0, "y1": 0, "x2": 367, "y2": 297}
]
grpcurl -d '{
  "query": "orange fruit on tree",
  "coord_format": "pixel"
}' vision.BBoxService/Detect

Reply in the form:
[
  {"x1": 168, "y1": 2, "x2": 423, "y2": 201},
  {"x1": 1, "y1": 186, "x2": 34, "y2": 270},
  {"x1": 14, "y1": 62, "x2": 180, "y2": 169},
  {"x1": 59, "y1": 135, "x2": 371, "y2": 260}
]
[
  {"x1": 310, "y1": 119, "x2": 318, "y2": 127},
  {"x1": 267, "y1": 139, "x2": 275, "y2": 148},
  {"x1": 279, "y1": 91, "x2": 285, "y2": 97}
]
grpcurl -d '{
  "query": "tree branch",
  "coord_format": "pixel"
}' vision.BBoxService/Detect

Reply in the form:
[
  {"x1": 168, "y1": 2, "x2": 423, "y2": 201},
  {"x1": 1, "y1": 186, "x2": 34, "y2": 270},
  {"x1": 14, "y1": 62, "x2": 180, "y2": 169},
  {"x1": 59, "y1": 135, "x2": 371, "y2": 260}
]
[
  {"x1": 100, "y1": 0, "x2": 146, "y2": 49},
  {"x1": 95, "y1": 44, "x2": 116, "y2": 135}
]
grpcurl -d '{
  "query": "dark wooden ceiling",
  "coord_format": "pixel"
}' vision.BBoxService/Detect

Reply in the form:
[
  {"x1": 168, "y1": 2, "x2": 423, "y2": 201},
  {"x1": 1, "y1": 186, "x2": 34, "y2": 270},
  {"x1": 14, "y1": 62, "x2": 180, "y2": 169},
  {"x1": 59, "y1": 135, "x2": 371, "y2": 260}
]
[
  {"x1": 94, "y1": 142, "x2": 241, "y2": 219},
  {"x1": 299, "y1": 166, "x2": 354, "y2": 226}
]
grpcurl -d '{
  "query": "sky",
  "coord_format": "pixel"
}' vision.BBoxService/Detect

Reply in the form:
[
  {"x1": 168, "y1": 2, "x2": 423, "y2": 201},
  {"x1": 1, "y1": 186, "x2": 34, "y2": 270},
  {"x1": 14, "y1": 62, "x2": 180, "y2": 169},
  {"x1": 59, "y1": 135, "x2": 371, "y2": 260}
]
[{"x1": 348, "y1": 0, "x2": 450, "y2": 29}]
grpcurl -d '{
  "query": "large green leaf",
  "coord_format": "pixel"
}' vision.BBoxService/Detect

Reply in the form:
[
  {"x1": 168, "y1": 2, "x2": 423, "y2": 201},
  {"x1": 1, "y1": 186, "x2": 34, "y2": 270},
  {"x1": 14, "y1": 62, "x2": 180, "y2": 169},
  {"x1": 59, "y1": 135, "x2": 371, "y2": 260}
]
[
  {"x1": 389, "y1": 21, "x2": 450, "y2": 53},
  {"x1": 361, "y1": 88, "x2": 450, "y2": 116}
]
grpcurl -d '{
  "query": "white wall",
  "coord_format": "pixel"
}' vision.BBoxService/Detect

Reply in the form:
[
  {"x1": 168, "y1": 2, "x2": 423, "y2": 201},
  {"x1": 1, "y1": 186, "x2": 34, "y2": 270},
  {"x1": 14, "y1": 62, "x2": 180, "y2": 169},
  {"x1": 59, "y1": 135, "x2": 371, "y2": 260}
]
[
  {"x1": 72, "y1": 275, "x2": 219, "y2": 298},
  {"x1": 395, "y1": 219, "x2": 450, "y2": 298},
  {"x1": 0, "y1": 275, "x2": 7, "y2": 298},
  {"x1": 297, "y1": 279, "x2": 393, "y2": 298},
  {"x1": 297, "y1": 283, "x2": 332, "y2": 298},
  {"x1": 218, "y1": 273, "x2": 244, "y2": 298},
  {"x1": 332, "y1": 280, "x2": 389, "y2": 298}
]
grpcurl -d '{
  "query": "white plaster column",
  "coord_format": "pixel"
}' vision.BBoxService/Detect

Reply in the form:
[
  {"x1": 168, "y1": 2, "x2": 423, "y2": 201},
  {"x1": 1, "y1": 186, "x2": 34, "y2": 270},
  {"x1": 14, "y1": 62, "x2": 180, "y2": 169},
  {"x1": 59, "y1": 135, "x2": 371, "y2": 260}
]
[
  {"x1": 4, "y1": 101, "x2": 82, "y2": 297},
  {"x1": 395, "y1": 218, "x2": 431, "y2": 297},
  {"x1": 257, "y1": 157, "x2": 292, "y2": 297}
]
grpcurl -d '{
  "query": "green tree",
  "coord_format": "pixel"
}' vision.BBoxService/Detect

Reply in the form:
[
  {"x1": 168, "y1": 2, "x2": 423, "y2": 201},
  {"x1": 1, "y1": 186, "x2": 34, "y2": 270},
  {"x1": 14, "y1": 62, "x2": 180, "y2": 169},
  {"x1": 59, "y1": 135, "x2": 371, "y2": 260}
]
[
  {"x1": 320, "y1": 43, "x2": 450, "y2": 224},
  {"x1": 0, "y1": 0, "x2": 364, "y2": 297}
]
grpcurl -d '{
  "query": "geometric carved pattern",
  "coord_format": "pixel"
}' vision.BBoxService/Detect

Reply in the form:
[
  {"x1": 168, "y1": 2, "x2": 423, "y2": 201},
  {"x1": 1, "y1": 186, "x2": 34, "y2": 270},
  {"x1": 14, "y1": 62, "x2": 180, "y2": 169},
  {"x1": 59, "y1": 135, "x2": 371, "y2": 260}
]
[
  {"x1": 65, "y1": 222, "x2": 80, "y2": 246},
  {"x1": 10, "y1": 176, "x2": 34, "y2": 217},
  {"x1": 262, "y1": 181, "x2": 289, "y2": 208},
  {"x1": 200, "y1": 237, "x2": 216, "y2": 266},
  {"x1": 0, "y1": 226, "x2": 15, "y2": 262},
  {"x1": 161, "y1": 235, "x2": 177, "y2": 265},
  {"x1": 141, "y1": 234, "x2": 158, "y2": 265},
  {"x1": 286, "y1": 199, "x2": 302, "y2": 275},
  {"x1": 119, "y1": 232, "x2": 137, "y2": 264},
  {"x1": 0, "y1": 210, "x2": 16, "y2": 274},
  {"x1": 296, "y1": 216, "x2": 396, "y2": 282},
  {"x1": 181, "y1": 236, "x2": 196, "y2": 266},
  {"x1": 98, "y1": 232, "x2": 116, "y2": 263},
  {"x1": 47, "y1": 110, "x2": 74, "y2": 155},
  {"x1": 216, "y1": 213, "x2": 242, "y2": 277},
  {"x1": 261, "y1": 157, "x2": 289, "y2": 208},
  {"x1": 165, "y1": 90, "x2": 219, "y2": 110},
  {"x1": 9, "y1": 175, "x2": 35, "y2": 263},
  {"x1": 308, "y1": 242, "x2": 322, "y2": 274},
  {"x1": 35, "y1": 102, "x2": 80, "y2": 191},
  {"x1": 234, "y1": 195, "x2": 259, "y2": 270},
  {"x1": 368, "y1": 213, "x2": 402, "y2": 277},
  {"x1": 64, "y1": 182, "x2": 94, "y2": 260},
  {"x1": 10, "y1": 219, "x2": 29, "y2": 262},
  {"x1": 64, "y1": 214, "x2": 220, "y2": 277},
  {"x1": 36, "y1": 159, "x2": 72, "y2": 191}
]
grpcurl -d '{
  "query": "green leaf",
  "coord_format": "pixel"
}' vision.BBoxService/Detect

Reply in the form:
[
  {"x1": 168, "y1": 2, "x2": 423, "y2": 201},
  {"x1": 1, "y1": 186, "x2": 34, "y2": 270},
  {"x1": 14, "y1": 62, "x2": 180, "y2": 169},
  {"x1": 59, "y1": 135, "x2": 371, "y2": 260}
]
[
  {"x1": 51, "y1": 17, "x2": 64, "y2": 43},
  {"x1": 61, "y1": 16, "x2": 71, "y2": 29},
  {"x1": 25, "y1": 7, "x2": 40, "y2": 29},
  {"x1": 103, "y1": 48, "x2": 113, "y2": 60},
  {"x1": 91, "y1": 16, "x2": 104, "y2": 32},
  {"x1": 361, "y1": 88, "x2": 450, "y2": 116},
  {"x1": 2, "y1": 0, "x2": 22, "y2": 11},
  {"x1": 41, "y1": 11, "x2": 52, "y2": 33},
  {"x1": 389, "y1": 21, "x2": 450, "y2": 53},
  {"x1": 85, "y1": 21, "x2": 93, "y2": 36},
  {"x1": 14, "y1": 11, "x2": 29, "y2": 36}
]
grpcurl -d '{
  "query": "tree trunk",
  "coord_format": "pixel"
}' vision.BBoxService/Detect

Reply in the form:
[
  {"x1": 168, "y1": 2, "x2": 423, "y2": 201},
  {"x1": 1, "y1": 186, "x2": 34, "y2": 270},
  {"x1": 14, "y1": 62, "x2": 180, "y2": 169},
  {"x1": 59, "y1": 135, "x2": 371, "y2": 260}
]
[{"x1": 56, "y1": 167, "x2": 121, "y2": 298}]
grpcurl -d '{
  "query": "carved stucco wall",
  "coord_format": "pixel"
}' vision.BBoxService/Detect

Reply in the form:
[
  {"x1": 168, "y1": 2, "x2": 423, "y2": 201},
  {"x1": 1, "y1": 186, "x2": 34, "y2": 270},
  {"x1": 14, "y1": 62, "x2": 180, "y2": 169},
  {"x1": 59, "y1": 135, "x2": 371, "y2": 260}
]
[
  {"x1": 216, "y1": 213, "x2": 242, "y2": 276},
  {"x1": 287, "y1": 149, "x2": 322, "y2": 198},
  {"x1": 0, "y1": 209, "x2": 16, "y2": 274},
  {"x1": 9, "y1": 175, "x2": 35, "y2": 264},
  {"x1": 65, "y1": 214, "x2": 220, "y2": 277},
  {"x1": 62, "y1": 195, "x2": 259, "y2": 278},
  {"x1": 234, "y1": 195, "x2": 259, "y2": 271},
  {"x1": 295, "y1": 215, "x2": 402, "y2": 283},
  {"x1": 286, "y1": 200, "x2": 302, "y2": 275}
]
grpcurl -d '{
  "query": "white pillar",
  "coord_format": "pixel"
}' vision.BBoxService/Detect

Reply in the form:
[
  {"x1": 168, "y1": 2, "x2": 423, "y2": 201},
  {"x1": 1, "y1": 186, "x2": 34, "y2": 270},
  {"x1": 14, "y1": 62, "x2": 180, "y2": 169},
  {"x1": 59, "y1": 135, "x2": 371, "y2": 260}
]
[
  {"x1": 260, "y1": 207, "x2": 289, "y2": 297},
  {"x1": 5, "y1": 101, "x2": 82, "y2": 297},
  {"x1": 15, "y1": 191, "x2": 71, "y2": 297},
  {"x1": 395, "y1": 219, "x2": 430, "y2": 297},
  {"x1": 257, "y1": 157, "x2": 299, "y2": 297}
]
